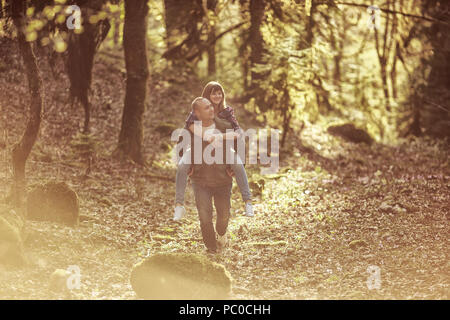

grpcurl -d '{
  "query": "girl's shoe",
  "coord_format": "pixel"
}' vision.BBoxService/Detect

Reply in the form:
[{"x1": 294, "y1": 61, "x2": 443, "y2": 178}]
[
  {"x1": 173, "y1": 206, "x2": 186, "y2": 221},
  {"x1": 245, "y1": 202, "x2": 254, "y2": 217}
]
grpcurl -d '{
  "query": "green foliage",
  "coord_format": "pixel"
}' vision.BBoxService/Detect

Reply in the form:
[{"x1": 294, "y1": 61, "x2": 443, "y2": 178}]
[{"x1": 3, "y1": 0, "x2": 447, "y2": 142}]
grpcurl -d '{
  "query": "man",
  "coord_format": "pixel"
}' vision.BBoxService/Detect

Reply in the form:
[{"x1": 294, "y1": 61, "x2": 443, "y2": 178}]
[{"x1": 186, "y1": 97, "x2": 236, "y2": 253}]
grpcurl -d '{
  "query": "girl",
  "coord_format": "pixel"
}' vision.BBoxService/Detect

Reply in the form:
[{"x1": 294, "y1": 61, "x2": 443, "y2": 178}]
[{"x1": 174, "y1": 81, "x2": 254, "y2": 220}]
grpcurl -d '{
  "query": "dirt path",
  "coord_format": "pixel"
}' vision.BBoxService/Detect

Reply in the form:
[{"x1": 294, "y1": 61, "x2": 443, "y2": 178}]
[{"x1": 1, "y1": 131, "x2": 447, "y2": 299}]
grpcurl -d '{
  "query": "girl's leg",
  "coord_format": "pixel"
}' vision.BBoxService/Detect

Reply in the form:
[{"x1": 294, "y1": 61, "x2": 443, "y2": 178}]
[
  {"x1": 175, "y1": 148, "x2": 192, "y2": 206},
  {"x1": 229, "y1": 151, "x2": 252, "y2": 203}
]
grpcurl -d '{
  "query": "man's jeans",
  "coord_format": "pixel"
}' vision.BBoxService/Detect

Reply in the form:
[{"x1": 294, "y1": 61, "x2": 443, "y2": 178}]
[
  {"x1": 192, "y1": 182, "x2": 232, "y2": 252},
  {"x1": 175, "y1": 148, "x2": 252, "y2": 205}
]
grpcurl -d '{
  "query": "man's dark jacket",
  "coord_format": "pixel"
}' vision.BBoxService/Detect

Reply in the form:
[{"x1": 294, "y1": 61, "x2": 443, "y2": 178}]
[{"x1": 189, "y1": 116, "x2": 233, "y2": 188}]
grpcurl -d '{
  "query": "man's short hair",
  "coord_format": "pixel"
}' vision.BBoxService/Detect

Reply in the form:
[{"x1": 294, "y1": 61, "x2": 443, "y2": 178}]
[{"x1": 191, "y1": 97, "x2": 207, "y2": 112}]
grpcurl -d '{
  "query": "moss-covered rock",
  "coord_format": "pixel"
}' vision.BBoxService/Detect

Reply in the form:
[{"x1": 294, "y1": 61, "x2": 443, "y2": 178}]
[
  {"x1": 27, "y1": 181, "x2": 79, "y2": 226},
  {"x1": 425, "y1": 120, "x2": 450, "y2": 139},
  {"x1": 0, "y1": 205, "x2": 25, "y2": 266},
  {"x1": 327, "y1": 123, "x2": 374, "y2": 145},
  {"x1": 130, "y1": 253, "x2": 232, "y2": 299}
]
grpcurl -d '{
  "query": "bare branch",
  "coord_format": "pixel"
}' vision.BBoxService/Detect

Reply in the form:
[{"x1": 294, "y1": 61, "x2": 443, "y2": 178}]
[{"x1": 318, "y1": 1, "x2": 449, "y2": 25}]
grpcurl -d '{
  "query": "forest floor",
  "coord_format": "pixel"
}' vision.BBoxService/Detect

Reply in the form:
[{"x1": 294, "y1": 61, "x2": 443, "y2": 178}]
[{"x1": 0, "y1": 42, "x2": 449, "y2": 299}]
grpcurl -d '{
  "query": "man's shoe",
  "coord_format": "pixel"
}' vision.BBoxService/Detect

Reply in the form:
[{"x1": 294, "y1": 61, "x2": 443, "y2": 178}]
[
  {"x1": 217, "y1": 233, "x2": 229, "y2": 249},
  {"x1": 173, "y1": 206, "x2": 186, "y2": 221},
  {"x1": 244, "y1": 202, "x2": 254, "y2": 217}
]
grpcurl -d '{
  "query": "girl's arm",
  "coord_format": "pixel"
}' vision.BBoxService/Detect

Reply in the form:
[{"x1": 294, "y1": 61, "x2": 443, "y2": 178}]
[
  {"x1": 211, "y1": 106, "x2": 242, "y2": 141},
  {"x1": 185, "y1": 112, "x2": 206, "y2": 139},
  {"x1": 186, "y1": 106, "x2": 241, "y2": 142},
  {"x1": 184, "y1": 111, "x2": 196, "y2": 130},
  {"x1": 219, "y1": 106, "x2": 241, "y2": 131}
]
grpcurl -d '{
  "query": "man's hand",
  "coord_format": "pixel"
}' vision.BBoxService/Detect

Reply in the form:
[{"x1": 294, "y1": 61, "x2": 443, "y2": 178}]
[
  {"x1": 188, "y1": 166, "x2": 194, "y2": 177},
  {"x1": 206, "y1": 134, "x2": 216, "y2": 144},
  {"x1": 226, "y1": 168, "x2": 235, "y2": 177}
]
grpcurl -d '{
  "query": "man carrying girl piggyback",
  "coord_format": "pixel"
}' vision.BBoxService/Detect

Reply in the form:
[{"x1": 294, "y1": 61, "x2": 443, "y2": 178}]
[{"x1": 173, "y1": 81, "x2": 254, "y2": 221}]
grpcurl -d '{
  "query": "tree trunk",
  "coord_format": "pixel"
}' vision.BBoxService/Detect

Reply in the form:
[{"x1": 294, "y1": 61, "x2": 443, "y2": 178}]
[
  {"x1": 238, "y1": 0, "x2": 250, "y2": 92},
  {"x1": 66, "y1": 0, "x2": 110, "y2": 133},
  {"x1": 391, "y1": 41, "x2": 399, "y2": 99},
  {"x1": 162, "y1": 0, "x2": 203, "y2": 63},
  {"x1": 420, "y1": 0, "x2": 450, "y2": 138},
  {"x1": 374, "y1": 27, "x2": 390, "y2": 112},
  {"x1": 410, "y1": 107, "x2": 422, "y2": 137},
  {"x1": 206, "y1": 0, "x2": 217, "y2": 76},
  {"x1": 113, "y1": 15, "x2": 120, "y2": 46},
  {"x1": 305, "y1": 0, "x2": 314, "y2": 48},
  {"x1": 116, "y1": 0, "x2": 149, "y2": 165},
  {"x1": 163, "y1": 0, "x2": 182, "y2": 50},
  {"x1": 207, "y1": 24, "x2": 216, "y2": 75},
  {"x1": 373, "y1": 1, "x2": 393, "y2": 112},
  {"x1": 249, "y1": 0, "x2": 265, "y2": 86},
  {"x1": 248, "y1": 0, "x2": 268, "y2": 110},
  {"x1": 10, "y1": 0, "x2": 43, "y2": 209}
]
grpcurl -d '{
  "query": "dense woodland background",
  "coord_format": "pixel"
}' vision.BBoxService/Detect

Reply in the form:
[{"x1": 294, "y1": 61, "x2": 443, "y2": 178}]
[{"x1": 0, "y1": 0, "x2": 448, "y2": 299}]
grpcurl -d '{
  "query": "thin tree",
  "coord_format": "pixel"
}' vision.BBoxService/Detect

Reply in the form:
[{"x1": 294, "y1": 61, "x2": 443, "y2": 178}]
[
  {"x1": 206, "y1": 0, "x2": 217, "y2": 75},
  {"x1": 9, "y1": 0, "x2": 43, "y2": 210},
  {"x1": 372, "y1": 1, "x2": 395, "y2": 112},
  {"x1": 66, "y1": 0, "x2": 110, "y2": 133},
  {"x1": 116, "y1": 0, "x2": 149, "y2": 164},
  {"x1": 162, "y1": 0, "x2": 203, "y2": 62},
  {"x1": 248, "y1": 0, "x2": 266, "y2": 98}
]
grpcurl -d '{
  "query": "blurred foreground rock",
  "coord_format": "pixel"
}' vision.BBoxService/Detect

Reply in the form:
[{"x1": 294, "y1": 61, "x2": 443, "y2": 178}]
[
  {"x1": 130, "y1": 253, "x2": 232, "y2": 299},
  {"x1": 0, "y1": 205, "x2": 25, "y2": 266},
  {"x1": 49, "y1": 269, "x2": 71, "y2": 292}
]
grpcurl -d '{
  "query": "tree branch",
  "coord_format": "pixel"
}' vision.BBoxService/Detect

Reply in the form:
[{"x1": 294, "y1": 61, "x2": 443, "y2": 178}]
[
  {"x1": 318, "y1": 1, "x2": 449, "y2": 25},
  {"x1": 185, "y1": 21, "x2": 247, "y2": 61}
]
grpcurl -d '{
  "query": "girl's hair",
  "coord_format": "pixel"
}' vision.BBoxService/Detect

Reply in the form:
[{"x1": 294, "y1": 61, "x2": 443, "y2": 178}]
[{"x1": 201, "y1": 81, "x2": 226, "y2": 112}]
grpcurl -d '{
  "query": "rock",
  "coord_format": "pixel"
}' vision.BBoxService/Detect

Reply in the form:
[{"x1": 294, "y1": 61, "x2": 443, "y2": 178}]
[
  {"x1": 49, "y1": 269, "x2": 71, "y2": 292},
  {"x1": 130, "y1": 253, "x2": 232, "y2": 299},
  {"x1": 392, "y1": 204, "x2": 407, "y2": 214},
  {"x1": 425, "y1": 120, "x2": 450, "y2": 139},
  {"x1": 379, "y1": 202, "x2": 393, "y2": 212},
  {"x1": 327, "y1": 123, "x2": 374, "y2": 145},
  {"x1": 349, "y1": 239, "x2": 369, "y2": 249},
  {"x1": 27, "y1": 181, "x2": 79, "y2": 226},
  {"x1": 0, "y1": 205, "x2": 25, "y2": 266}
]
